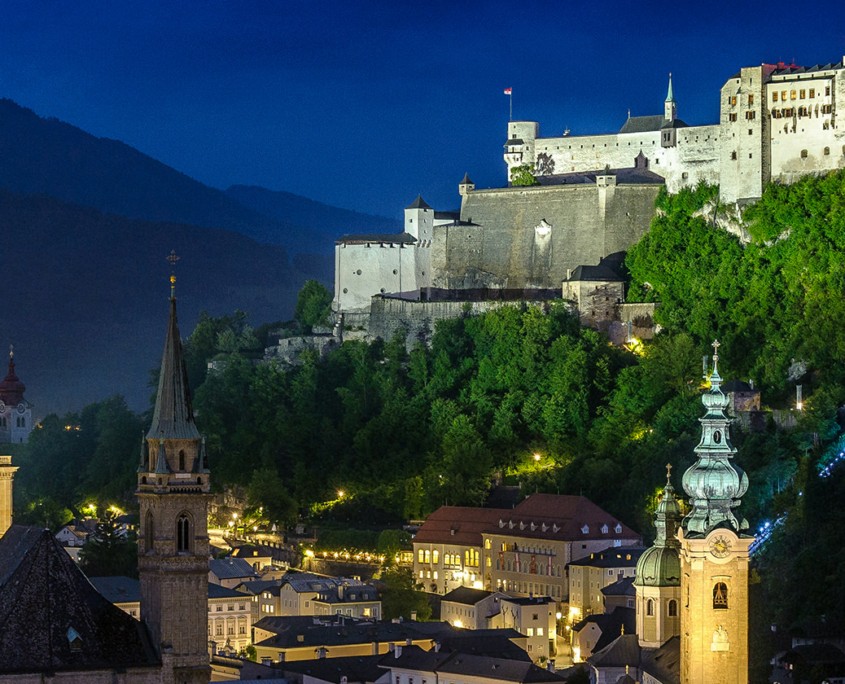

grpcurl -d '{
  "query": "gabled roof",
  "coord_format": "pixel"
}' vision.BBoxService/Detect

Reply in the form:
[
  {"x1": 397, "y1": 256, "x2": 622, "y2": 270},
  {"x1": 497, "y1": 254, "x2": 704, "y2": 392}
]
[
  {"x1": 618, "y1": 115, "x2": 665, "y2": 134},
  {"x1": 435, "y1": 630, "x2": 529, "y2": 661},
  {"x1": 588, "y1": 632, "x2": 641, "y2": 668},
  {"x1": 0, "y1": 526, "x2": 159, "y2": 674},
  {"x1": 209, "y1": 557, "x2": 259, "y2": 580},
  {"x1": 283, "y1": 653, "x2": 387, "y2": 684},
  {"x1": 601, "y1": 576, "x2": 636, "y2": 598},
  {"x1": 442, "y1": 587, "x2": 494, "y2": 606},
  {"x1": 574, "y1": 607, "x2": 635, "y2": 655}
]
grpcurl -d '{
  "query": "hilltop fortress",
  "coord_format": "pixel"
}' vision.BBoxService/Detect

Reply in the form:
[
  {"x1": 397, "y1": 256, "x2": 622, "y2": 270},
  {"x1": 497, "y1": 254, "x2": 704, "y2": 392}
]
[{"x1": 332, "y1": 56, "x2": 845, "y2": 338}]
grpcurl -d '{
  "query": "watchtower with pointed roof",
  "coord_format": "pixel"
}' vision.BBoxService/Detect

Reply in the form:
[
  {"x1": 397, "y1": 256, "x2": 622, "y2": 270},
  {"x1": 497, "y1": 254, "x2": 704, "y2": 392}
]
[
  {"x1": 137, "y1": 270, "x2": 211, "y2": 684},
  {"x1": 678, "y1": 342, "x2": 754, "y2": 684}
]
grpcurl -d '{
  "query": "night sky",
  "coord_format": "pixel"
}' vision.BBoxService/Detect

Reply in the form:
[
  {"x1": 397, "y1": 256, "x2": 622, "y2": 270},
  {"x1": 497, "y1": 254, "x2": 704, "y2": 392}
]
[{"x1": 2, "y1": 2, "x2": 845, "y2": 218}]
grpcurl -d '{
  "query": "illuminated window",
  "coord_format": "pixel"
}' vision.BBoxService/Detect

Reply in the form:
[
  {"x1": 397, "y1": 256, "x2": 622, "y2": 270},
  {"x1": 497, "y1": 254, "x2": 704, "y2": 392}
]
[
  {"x1": 432, "y1": 549, "x2": 439, "y2": 564},
  {"x1": 772, "y1": 91, "x2": 779, "y2": 102},
  {"x1": 790, "y1": 90, "x2": 797, "y2": 100},
  {"x1": 713, "y1": 582, "x2": 728, "y2": 610}
]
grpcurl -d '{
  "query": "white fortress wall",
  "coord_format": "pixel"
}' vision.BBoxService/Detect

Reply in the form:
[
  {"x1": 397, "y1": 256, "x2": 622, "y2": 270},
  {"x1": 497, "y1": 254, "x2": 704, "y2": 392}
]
[
  {"x1": 768, "y1": 70, "x2": 845, "y2": 182},
  {"x1": 334, "y1": 240, "x2": 418, "y2": 313}
]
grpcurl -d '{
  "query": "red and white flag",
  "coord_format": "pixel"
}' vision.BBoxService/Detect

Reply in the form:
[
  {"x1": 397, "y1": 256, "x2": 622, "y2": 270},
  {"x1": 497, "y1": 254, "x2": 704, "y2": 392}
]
[{"x1": 503, "y1": 87, "x2": 512, "y2": 95}]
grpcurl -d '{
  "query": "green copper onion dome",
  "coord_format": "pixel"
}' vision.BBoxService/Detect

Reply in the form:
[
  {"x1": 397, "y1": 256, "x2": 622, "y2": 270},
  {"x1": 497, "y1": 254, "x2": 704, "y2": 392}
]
[
  {"x1": 681, "y1": 341, "x2": 749, "y2": 537},
  {"x1": 635, "y1": 465, "x2": 681, "y2": 587}
]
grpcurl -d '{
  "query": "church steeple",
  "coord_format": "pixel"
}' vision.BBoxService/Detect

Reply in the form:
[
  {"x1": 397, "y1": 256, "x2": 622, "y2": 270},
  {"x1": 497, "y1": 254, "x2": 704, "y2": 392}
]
[
  {"x1": 664, "y1": 73, "x2": 677, "y2": 122},
  {"x1": 681, "y1": 341, "x2": 749, "y2": 536},
  {"x1": 147, "y1": 274, "x2": 200, "y2": 444},
  {"x1": 137, "y1": 258, "x2": 211, "y2": 684}
]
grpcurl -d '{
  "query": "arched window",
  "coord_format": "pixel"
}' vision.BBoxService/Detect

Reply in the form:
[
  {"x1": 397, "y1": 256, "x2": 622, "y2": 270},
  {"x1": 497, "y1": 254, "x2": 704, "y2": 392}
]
[
  {"x1": 646, "y1": 599, "x2": 654, "y2": 616},
  {"x1": 668, "y1": 599, "x2": 678, "y2": 617},
  {"x1": 801, "y1": 149, "x2": 808, "y2": 159},
  {"x1": 177, "y1": 514, "x2": 191, "y2": 552},
  {"x1": 713, "y1": 582, "x2": 728, "y2": 610},
  {"x1": 178, "y1": 450, "x2": 186, "y2": 471},
  {"x1": 144, "y1": 511, "x2": 154, "y2": 552}
]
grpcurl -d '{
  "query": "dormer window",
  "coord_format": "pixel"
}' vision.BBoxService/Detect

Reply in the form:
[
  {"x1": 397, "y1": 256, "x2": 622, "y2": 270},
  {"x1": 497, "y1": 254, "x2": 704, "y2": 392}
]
[
  {"x1": 601, "y1": 524, "x2": 608, "y2": 534},
  {"x1": 615, "y1": 524, "x2": 622, "y2": 534},
  {"x1": 581, "y1": 525, "x2": 589, "y2": 534}
]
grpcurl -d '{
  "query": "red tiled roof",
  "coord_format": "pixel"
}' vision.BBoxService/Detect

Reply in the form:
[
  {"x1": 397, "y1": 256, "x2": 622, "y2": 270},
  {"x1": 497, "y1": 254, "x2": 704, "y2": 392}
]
[
  {"x1": 413, "y1": 506, "x2": 508, "y2": 546},
  {"x1": 415, "y1": 495, "x2": 640, "y2": 546}
]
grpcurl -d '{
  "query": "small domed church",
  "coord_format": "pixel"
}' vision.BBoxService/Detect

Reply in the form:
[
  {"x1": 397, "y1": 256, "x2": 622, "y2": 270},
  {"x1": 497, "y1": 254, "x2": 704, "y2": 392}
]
[
  {"x1": 0, "y1": 348, "x2": 33, "y2": 444},
  {"x1": 589, "y1": 342, "x2": 754, "y2": 684}
]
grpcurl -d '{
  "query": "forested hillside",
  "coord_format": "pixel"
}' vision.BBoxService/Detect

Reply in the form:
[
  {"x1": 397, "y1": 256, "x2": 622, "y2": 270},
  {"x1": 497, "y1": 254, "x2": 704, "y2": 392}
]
[{"x1": 14, "y1": 172, "x2": 845, "y2": 644}]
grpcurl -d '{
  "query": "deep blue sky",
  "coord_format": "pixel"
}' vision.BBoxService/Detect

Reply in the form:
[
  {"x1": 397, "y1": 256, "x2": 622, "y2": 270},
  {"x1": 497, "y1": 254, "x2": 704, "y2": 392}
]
[{"x1": 2, "y1": 1, "x2": 845, "y2": 218}]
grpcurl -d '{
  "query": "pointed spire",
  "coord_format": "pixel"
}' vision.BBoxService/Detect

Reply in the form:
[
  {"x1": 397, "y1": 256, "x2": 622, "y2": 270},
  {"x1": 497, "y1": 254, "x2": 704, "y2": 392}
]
[
  {"x1": 137, "y1": 431, "x2": 147, "y2": 473},
  {"x1": 154, "y1": 439, "x2": 169, "y2": 474},
  {"x1": 460, "y1": 172, "x2": 473, "y2": 185},
  {"x1": 665, "y1": 72, "x2": 675, "y2": 102},
  {"x1": 681, "y1": 341, "x2": 749, "y2": 536},
  {"x1": 652, "y1": 464, "x2": 682, "y2": 548},
  {"x1": 147, "y1": 260, "x2": 200, "y2": 441}
]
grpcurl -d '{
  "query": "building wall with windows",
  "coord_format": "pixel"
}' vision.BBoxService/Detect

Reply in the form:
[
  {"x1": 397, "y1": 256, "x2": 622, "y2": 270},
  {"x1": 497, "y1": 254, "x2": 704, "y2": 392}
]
[{"x1": 208, "y1": 587, "x2": 253, "y2": 654}]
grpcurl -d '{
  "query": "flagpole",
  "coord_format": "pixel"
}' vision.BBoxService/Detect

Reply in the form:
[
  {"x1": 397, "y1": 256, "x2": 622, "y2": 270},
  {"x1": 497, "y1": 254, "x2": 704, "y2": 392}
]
[{"x1": 504, "y1": 87, "x2": 513, "y2": 121}]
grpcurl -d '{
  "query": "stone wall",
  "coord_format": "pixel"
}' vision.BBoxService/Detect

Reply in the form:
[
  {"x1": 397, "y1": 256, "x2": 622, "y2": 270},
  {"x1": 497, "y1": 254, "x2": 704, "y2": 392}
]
[
  {"x1": 367, "y1": 297, "x2": 571, "y2": 349},
  {"x1": 443, "y1": 183, "x2": 660, "y2": 290}
]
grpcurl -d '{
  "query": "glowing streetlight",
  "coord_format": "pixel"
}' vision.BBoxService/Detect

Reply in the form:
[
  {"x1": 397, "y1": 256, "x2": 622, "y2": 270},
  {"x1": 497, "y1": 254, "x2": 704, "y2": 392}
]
[
  {"x1": 533, "y1": 453, "x2": 541, "y2": 462},
  {"x1": 337, "y1": 489, "x2": 345, "y2": 499}
]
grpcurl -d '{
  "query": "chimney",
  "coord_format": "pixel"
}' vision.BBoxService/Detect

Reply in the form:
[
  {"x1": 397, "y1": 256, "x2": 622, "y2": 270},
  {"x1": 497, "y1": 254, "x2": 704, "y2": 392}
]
[
  {"x1": 433, "y1": 640, "x2": 442, "y2": 653},
  {"x1": 410, "y1": 611, "x2": 418, "y2": 621},
  {"x1": 395, "y1": 644, "x2": 403, "y2": 658}
]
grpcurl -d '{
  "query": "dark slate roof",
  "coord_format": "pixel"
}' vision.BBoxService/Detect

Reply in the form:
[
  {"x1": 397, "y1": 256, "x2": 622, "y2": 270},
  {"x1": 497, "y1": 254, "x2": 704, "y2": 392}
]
[
  {"x1": 0, "y1": 526, "x2": 159, "y2": 674},
  {"x1": 336, "y1": 232, "x2": 417, "y2": 245},
  {"x1": 236, "y1": 579, "x2": 281, "y2": 595},
  {"x1": 567, "y1": 546, "x2": 645, "y2": 568},
  {"x1": 283, "y1": 654, "x2": 386, "y2": 684},
  {"x1": 89, "y1": 576, "x2": 140, "y2": 604},
  {"x1": 601, "y1": 576, "x2": 636, "y2": 597},
  {"x1": 565, "y1": 264, "x2": 624, "y2": 283},
  {"x1": 460, "y1": 173, "x2": 474, "y2": 185},
  {"x1": 436, "y1": 652, "x2": 566, "y2": 683},
  {"x1": 771, "y1": 61, "x2": 844, "y2": 75},
  {"x1": 442, "y1": 586, "x2": 494, "y2": 605},
  {"x1": 574, "y1": 607, "x2": 636, "y2": 655},
  {"x1": 210, "y1": 557, "x2": 259, "y2": 580},
  {"x1": 618, "y1": 115, "x2": 665, "y2": 134},
  {"x1": 147, "y1": 296, "x2": 201, "y2": 441},
  {"x1": 435, "y1": 630, "x2": 529, "y2": 661},
  {"x1": 406, "y1": 195, "x2": 432, "y2": 210},
  {"x1": 501, "y1": 596, "x2": 554, "y2": 606},
  {"x1": 254, "y1": 616, "x2": 459, "y2": 649},
  {"x1": 209, "y1": 583, "x2": 249, "y2": 599},
  {"x1": 588, "y1": 632, "x2": 641, "y2": 668},
  {"x1": 434, "y1": 210, "x2": 461, "y2": 221},
  {"x1": 534, "y1": 166, "x2": 665, "y2": 187},
  {"x1": 660, "y1": 119, "x2": 689, "y2": 130},
  {"x1": 384, "y1": 646, "x2": 563, "y2": 683},
  {"x1": 640, "y1": 636, "x2": 680, "y2": 684}
]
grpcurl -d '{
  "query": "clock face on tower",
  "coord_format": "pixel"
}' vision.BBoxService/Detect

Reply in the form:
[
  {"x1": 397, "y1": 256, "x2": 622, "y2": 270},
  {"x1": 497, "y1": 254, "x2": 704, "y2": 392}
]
[
  {"x1": 16, "y1": 403, "x2": 26, "y2": 415},
  {"x1": 0, "y1": 400, "x2": 5, "y2": 413},
  {"x1": 709, "y1": 534, "x2": 732, "y2": 558}
]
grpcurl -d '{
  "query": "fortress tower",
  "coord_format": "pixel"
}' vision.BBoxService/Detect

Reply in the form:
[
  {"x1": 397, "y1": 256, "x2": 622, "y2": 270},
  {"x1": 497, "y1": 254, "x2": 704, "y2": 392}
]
[
  {"x1": 678, "y1": 341, "x2": 754, "y2": 684},
  {"x1": 137, "y1": 270, "x2": 211, "y2": 684},
  {"x1": 634, "y1": 465, "x2": 682, "y2": 649}
]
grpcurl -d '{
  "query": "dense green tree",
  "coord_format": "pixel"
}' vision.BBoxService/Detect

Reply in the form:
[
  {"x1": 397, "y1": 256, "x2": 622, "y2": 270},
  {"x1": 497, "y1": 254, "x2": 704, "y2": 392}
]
[
  {"x1": 294, "y1": 279, "x2": 332, "y2": 331},
  {"x1": 379, "y1": 565, "x2": 432, "y2": 620},
  {"x1": 79, "y1": 508, "x2": 138, "y2": 578}
]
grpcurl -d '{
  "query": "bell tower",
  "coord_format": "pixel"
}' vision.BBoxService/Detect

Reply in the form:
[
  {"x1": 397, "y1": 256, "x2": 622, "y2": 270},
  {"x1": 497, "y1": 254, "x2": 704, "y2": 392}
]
[
  {"x1": 137, "y1": 258, "x2": 211, "y2": 684},
  {"x1": 678, "y1": 341, "x2": 754, "y2": 684}
]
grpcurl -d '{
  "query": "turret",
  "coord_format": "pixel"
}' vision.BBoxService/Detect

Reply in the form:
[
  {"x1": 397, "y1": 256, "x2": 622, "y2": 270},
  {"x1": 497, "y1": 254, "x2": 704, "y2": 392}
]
[
  {"x1": 458, "y1": 172, "x2": 475, "y2": 197},
  {"x1": 404, "y1": 195, "x2": 433, "y2": 242},
  {"x1": 664, "y1": 73, "x2": 676, "y2": 122}
]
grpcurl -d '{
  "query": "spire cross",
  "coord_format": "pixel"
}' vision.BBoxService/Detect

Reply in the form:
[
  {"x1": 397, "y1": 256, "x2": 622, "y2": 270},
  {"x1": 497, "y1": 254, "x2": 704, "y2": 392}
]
[
  {"x1": 8, "y1": 344, "x2": 12, "y2": 359},
  {"x1": 665, "y1": 463, "x2": 673, "y2": 481},
  {"x1": 167, "y1": 250, "x2": 180, "y2": 298},
  {"x1": 711, "y1": 338, "x2": 721, "y2": 365}
]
